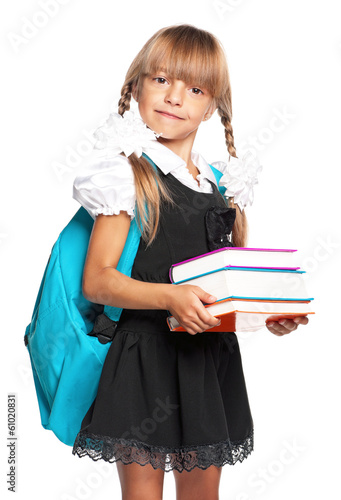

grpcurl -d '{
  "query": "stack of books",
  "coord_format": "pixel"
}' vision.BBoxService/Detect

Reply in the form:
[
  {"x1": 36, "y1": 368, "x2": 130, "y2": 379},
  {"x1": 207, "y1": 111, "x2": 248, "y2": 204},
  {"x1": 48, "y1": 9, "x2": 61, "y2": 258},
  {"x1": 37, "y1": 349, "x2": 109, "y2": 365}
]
[{"x1": 166, "y1": 247, "x2": 314, "y2": 333}]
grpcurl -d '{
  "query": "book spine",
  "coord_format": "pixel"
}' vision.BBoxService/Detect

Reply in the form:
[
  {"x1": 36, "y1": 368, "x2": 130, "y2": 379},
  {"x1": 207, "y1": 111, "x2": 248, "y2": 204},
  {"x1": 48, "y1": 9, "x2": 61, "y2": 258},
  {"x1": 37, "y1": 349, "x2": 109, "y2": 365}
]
[
  {"x1": 169, "y1": 266, "x2": 174, "y2": 283},
  {"x1": 166, "y1": 315, "x2": 178, "y2": 331}
]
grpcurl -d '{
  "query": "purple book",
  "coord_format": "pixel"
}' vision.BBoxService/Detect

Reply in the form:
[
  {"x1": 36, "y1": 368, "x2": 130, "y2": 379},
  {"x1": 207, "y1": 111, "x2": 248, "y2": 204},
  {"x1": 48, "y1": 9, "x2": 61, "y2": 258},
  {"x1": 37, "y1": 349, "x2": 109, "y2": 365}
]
[{"x1": 169, "y1": 247, "x2": 299, "y2": 283}]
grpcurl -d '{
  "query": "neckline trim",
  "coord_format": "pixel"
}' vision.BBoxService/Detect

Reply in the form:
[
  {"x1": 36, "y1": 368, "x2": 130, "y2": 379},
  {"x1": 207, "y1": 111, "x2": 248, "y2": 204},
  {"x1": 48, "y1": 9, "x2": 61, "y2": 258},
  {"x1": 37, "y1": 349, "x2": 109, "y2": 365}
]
[{"x1": 142, "y1": 152, "x2": 221, "y2": 197}]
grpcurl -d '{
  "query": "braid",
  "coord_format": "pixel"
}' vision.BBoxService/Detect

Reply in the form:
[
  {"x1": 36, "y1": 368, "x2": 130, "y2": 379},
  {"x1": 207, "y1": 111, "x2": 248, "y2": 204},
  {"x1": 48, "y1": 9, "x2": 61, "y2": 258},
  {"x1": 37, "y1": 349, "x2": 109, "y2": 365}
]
[
  {"x1": 118, "y1": 83, "x2": 132, "y2": 116},
  {"x1": 116, "y1": 80, "x2": 174, "y2": 245},
  {"x1": 218, "y1": 109, "x2": 237, "y2": 159},
  {"x1": 217, "y1": 105, "x2": 248, "y2": 248}
]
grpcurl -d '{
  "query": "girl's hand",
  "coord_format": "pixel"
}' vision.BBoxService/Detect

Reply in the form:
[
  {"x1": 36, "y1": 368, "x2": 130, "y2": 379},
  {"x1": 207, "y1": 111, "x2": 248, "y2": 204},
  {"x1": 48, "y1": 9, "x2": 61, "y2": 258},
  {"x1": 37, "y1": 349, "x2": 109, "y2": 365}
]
[
  {"x1": 266, "y1": 316, "x2": 309, "y2": 336},
  {"x1": 166, "y1": 285, "x2": 221, "y2": 335}
]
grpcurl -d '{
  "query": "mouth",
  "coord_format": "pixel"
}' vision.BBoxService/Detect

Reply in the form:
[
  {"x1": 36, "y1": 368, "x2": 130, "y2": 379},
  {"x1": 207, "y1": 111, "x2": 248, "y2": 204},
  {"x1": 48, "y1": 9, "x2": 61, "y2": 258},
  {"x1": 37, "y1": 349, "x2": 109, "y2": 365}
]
[{"x1": 155, "y1": 110, "x2": 184, "y2": 120}]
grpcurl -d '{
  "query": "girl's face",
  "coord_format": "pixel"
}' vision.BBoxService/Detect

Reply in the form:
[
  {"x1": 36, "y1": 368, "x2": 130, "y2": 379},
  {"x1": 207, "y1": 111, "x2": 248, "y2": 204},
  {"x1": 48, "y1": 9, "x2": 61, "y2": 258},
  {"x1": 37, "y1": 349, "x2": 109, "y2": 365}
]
[{"x1": 135, "y1": 71, "x2": 216, "y2": 142}]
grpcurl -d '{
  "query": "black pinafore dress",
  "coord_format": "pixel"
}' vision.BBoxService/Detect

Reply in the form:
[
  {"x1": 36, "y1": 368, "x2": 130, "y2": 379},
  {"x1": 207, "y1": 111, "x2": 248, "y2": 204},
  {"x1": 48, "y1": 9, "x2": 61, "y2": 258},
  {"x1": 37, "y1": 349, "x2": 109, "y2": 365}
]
[{"x1": 72, "y1": 165, "x2": 254, "y2": 473}]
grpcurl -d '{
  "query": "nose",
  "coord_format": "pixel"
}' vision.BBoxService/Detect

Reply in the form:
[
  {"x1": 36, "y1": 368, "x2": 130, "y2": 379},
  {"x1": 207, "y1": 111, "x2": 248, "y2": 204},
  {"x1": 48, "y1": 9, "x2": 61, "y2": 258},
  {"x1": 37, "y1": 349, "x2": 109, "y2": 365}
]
[{"x1": 164, "y1": 81, "x2": 184, "y2": 106}]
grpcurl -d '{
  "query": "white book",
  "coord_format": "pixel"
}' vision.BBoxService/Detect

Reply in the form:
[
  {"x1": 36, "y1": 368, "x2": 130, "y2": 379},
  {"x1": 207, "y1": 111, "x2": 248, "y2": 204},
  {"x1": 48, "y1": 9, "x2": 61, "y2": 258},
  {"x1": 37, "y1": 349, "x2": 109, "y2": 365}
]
[
  {"x1": 170, "y1": 247, "x2": 298, "y2": 283},
  {"x1": 175, "y1": 267, "x2": 312, "y2": 302}
]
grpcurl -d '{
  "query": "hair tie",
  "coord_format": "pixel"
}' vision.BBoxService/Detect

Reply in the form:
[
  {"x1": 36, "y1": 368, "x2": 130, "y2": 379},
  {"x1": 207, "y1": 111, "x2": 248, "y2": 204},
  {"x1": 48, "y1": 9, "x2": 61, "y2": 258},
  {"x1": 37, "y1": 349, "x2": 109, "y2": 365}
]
[
  {"x1": 92, "y1": 110, "x2": 161, "y2": 158},
  {"x1": 218, "y1": 149, "x2": 263, "y2": 211}
]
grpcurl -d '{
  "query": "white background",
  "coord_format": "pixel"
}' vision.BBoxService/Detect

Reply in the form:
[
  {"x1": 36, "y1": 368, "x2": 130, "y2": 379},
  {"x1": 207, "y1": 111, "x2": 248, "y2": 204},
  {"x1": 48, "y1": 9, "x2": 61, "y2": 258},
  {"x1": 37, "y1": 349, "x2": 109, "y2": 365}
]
[{"x1": 1, "y1": 0, "x2": 341, "y2": 498}]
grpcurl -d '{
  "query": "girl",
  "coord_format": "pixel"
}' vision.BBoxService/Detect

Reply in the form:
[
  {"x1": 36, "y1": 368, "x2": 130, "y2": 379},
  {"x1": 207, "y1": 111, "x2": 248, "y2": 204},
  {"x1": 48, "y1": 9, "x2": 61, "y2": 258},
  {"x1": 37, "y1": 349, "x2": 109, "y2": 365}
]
[{"x1": 71, "y1": 24, "x2": 308, "y2": 500}]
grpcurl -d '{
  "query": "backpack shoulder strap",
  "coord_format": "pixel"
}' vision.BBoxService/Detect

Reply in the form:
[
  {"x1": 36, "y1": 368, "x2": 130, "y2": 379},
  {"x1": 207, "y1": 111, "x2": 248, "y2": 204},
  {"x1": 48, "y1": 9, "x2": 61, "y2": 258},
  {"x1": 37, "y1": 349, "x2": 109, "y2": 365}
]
[{"x1": 209, "y1": 163, "x2": 227, "y2": 198}]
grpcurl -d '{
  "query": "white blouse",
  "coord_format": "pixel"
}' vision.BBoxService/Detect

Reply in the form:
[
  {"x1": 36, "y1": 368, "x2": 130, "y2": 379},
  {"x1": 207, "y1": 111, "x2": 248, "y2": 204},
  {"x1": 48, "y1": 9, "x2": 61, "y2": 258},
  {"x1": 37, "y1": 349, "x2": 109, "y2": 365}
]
[{"x1": 72, "y1": 140, "x2": 227, "y2": 220}]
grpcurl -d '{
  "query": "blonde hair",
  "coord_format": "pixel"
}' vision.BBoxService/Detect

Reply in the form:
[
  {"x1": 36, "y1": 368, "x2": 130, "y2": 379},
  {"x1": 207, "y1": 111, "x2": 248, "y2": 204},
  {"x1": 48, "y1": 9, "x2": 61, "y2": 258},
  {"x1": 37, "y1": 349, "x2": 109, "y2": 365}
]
[{"x1": 118, "y1": 24, "x2": 248, "y2": 247}]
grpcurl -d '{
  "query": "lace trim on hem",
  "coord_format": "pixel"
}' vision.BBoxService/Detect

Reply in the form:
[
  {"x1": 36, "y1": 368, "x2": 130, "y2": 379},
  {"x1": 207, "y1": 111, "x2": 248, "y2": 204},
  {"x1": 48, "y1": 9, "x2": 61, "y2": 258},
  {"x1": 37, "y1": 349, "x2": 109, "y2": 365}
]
[{"x1": 72, "y1": 427, "x2": 254, "y2": 473}]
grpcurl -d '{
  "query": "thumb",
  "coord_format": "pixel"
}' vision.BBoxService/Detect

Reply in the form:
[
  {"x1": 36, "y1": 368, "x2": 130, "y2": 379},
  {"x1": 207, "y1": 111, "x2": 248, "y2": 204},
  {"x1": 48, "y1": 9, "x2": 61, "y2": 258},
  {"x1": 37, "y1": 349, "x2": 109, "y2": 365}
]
[{"x1": 193, "y1": 287, "x2": 217, "y2": 304}]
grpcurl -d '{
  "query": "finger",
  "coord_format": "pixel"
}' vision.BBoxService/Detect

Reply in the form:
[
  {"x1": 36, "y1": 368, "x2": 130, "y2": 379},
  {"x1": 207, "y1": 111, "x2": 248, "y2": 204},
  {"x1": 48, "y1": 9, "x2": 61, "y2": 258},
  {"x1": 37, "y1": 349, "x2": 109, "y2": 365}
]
[
  {"x1": 191, "y1": 317, "x2": 219, "y2": 333},
  {"x1": 179, "y1": 313, "x2": 211, "y2": 335},
  {"x1": 185, "y1": 313, "x2": 221, "y2": 335},
  {"x1": 186, "y1": 326, "x2": 199, "y2": 336},
  {"x1": 197, "y1": 308, "x2": 221, "y2": 328},
  {"x1": 293, "y1": 316, "x2": 309, "y2": 325},
  {"x1": 267, "y1": 325, "x2": 288, "y2": 336},
  {"x1": 187, "y1": 296, "x2": 221, "y2": 331},
  {"x1": 277, "y1": 319, "x2": 299, "y2": 331},
  {"x1": 266, "y1": 321, "x2": 297, "y2": 336},
  {"x1": 185, "y1": 320, "x2": 206, "y2": 335},
  {"x1": 192, "y1": 287, "x2": 217, "y2": 305}
]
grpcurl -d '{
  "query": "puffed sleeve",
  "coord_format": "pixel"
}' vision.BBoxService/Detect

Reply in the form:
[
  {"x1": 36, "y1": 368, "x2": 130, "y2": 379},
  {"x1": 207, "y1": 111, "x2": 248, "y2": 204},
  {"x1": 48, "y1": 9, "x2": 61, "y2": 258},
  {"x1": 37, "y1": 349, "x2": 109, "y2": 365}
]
[{"x1": 72, "y1": 151, "x2": 136, "y2": 220}]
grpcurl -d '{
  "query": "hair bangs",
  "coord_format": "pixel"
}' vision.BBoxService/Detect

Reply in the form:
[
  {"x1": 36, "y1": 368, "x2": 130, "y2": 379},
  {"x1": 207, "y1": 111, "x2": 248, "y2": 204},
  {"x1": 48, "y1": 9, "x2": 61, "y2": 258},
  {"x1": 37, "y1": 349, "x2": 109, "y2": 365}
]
[{"x1": 141, "y1": 26, "x2": 228, "y2": 98}]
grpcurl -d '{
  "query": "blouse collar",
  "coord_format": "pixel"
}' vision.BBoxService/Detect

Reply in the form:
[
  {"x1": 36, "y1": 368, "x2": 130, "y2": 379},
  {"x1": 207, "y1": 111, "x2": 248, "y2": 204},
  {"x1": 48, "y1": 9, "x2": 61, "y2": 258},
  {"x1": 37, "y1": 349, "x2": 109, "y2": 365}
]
[{"x1": 142, "y1": 140, "x2": 218, "y2": 186}]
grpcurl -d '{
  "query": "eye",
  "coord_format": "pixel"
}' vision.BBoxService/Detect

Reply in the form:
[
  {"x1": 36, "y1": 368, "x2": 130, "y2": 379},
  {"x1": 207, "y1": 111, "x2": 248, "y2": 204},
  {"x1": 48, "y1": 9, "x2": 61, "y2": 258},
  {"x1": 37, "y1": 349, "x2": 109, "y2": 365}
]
[
  {"x1": 153, "y1": 77, "x2": 168, "y2": 84},
  {"x1": 190, "y1": 87, "x2": 204, "y2": 95}
]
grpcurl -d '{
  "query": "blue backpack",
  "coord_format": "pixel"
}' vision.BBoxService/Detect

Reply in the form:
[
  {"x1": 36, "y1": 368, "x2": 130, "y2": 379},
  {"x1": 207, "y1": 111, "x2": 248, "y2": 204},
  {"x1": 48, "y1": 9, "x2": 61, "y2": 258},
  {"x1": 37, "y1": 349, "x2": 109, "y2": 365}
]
[{"x1": 24, "y1": 154, "x2": 226, "y2": 447}]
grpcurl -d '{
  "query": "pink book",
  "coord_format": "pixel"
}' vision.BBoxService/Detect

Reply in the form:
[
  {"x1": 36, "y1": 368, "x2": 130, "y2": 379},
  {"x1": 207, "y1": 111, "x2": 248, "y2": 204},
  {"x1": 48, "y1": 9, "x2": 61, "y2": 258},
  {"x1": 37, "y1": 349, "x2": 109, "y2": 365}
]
[{"x1": 169, "y1": 247, "x2": 299, "y2": 284}]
